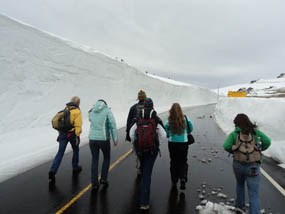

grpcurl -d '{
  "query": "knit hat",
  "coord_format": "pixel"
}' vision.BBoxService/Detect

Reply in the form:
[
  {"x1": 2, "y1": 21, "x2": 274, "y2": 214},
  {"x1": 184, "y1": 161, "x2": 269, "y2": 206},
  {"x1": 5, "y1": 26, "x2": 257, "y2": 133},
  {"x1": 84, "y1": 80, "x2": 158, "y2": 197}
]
[
  {"x1": 144, "y1": 98, "x2": 153, "y2": 109},
  {"x1": 137, "y1": 90, "x2": 147, "y2": 100}
]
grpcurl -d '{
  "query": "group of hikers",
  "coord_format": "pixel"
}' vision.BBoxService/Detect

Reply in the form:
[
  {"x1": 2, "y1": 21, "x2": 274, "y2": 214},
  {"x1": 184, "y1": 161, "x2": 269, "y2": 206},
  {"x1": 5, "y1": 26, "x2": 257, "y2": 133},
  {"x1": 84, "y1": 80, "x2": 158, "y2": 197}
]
[{"x1": 49, "y1": 90, "x2": 271, "y2": 214}]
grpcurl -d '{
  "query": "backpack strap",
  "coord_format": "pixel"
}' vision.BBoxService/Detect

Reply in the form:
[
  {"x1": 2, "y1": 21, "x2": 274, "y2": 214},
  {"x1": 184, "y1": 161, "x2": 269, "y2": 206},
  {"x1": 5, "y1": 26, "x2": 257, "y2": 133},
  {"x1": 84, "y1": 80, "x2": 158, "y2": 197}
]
[
  {"x1": 232, "y1": 133, "x2": 244, "y2": 152},
  {"x1": 184, "y1": 115, "x2": 190, "y2": 134},
  {"x1": 141, "y1": 109, "x2": 154, "y2": 119},
  {"x1": 150, "y1": 109, "x2": 154, "y2": 118}
]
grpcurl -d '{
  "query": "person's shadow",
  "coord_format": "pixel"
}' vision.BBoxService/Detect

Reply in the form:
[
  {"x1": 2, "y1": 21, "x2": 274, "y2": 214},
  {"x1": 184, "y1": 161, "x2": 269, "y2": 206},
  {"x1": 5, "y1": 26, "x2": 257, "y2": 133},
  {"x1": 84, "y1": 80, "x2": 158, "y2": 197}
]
[
  {"x1": 166, "y1": 186, "x2": 186, "y2": 214},
  {"x1": 121, "y1": 175, "x2": 143, "y2": 214},
  {"x1": 89, "y1": 186, "x2": 109, "y2": 214}
]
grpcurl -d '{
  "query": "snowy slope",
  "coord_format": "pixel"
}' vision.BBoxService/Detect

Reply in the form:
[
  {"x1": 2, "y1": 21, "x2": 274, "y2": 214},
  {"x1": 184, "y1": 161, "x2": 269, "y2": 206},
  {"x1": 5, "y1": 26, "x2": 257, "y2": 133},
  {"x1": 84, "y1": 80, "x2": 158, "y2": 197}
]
[
  {"x1": 214, "y1": 77, "x2": 285, "y2": 167},
  {"x1": 0, "y1": 14, "x2": 216, "y2": 183},
  {"x1": 146, "y1": 73, "x2": 191, "y2": 86}
]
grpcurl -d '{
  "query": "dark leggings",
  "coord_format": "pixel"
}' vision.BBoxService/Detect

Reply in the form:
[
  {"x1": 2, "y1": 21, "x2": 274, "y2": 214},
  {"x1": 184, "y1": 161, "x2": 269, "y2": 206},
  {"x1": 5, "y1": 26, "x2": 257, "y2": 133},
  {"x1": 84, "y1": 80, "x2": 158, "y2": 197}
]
[{"x1": 168, "y1": 142, "x2": 189, "y2": 183}]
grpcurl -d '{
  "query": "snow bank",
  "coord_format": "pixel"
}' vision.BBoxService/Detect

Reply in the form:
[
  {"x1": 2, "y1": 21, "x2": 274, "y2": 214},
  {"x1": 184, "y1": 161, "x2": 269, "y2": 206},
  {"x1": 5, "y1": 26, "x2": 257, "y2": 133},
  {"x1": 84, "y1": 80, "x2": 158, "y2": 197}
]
[
  {"x1": 0, "y1": 14, "x2": 216, "y2": 183},
  {"x1": 214, "y1": 97, "x2": 285, "y2": 166}
]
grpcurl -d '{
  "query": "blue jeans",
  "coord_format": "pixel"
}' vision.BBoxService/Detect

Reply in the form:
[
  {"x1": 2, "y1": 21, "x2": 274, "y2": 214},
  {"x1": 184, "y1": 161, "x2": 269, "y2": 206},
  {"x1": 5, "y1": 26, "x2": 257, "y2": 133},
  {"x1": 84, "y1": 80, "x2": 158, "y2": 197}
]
[
  {"x1": 233, "y1": 160, "x2": 261, "y2": 214},
  {"x1": 50, "y1": 132, "x2": 79, "y2": 173},
  {"x1": 89, "y1": 140, "x2": 111, "y2": 186},
  {"x1": 139, "y1": 151, "x2": 158, "y2": 206}
]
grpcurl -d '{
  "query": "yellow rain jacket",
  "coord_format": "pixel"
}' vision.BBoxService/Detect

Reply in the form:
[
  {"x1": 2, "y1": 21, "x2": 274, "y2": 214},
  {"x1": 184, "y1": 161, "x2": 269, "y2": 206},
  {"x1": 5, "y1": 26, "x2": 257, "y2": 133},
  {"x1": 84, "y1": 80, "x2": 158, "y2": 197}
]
[{"x1": 66, "y1": 103, "x2": 82, "y2": 136}]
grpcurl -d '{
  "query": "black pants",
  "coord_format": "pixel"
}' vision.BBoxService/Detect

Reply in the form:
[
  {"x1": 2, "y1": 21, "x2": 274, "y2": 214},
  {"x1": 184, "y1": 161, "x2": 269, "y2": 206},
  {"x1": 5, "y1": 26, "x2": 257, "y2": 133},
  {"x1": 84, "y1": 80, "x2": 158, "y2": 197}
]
[{"x1": 168, "y1": 142, "x2": 189, "y2": 183}]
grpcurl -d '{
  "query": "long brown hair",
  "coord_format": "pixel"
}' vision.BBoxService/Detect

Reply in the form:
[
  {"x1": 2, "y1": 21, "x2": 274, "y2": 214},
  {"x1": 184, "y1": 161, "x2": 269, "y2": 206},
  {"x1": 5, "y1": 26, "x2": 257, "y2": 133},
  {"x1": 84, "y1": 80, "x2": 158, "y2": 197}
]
[
  {"x1": 234, "y1": 113, "x2": 257, "y2": 134},
  {"x1": 168, "y1": 103, "x2": 185, "y2": 135}
]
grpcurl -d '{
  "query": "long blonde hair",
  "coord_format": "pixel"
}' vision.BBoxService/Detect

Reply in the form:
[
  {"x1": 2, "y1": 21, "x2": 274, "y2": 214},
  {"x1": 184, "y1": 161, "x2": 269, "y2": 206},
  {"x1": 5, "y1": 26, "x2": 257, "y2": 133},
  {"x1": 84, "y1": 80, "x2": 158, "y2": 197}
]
[{"x1": 168, "y1": 103, "x2": 185, "y2": 135}]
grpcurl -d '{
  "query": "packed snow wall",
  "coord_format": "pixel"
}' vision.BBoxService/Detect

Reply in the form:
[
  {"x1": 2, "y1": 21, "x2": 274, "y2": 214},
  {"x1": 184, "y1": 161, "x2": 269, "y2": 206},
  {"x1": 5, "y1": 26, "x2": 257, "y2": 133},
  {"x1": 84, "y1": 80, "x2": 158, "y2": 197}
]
[{"x1": 0, "y1": 14, "x2": 216, "y2": 182}]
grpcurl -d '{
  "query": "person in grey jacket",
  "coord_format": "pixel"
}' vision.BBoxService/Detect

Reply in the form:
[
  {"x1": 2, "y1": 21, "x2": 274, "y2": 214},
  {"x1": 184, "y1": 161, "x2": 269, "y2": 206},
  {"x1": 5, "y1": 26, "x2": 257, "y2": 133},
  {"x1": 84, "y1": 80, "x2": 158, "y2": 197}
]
[{"x1": 88, "y1": 99, "x2": 118, "y2": 191}]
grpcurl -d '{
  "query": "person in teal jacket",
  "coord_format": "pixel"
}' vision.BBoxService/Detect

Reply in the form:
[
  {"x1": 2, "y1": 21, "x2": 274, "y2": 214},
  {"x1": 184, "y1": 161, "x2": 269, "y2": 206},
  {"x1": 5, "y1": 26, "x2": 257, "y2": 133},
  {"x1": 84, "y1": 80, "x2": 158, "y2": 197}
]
[
  {"x1": 164, "y1": 103, "x2": 193, "y2": 190},
  {"x1": 88, "y1": 99, "x2": 118, "y2": 191},
  {"x1": 223, "y1": 113, "x2": 271, "y2": 214}
]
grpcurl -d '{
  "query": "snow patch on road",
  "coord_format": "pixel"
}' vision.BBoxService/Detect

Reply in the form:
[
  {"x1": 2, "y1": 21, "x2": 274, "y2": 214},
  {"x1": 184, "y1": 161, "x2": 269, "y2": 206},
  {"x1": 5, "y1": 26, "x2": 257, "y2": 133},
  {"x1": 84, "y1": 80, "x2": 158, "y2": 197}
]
[{"x1": 196, "y1": 201, "x2": 242, "y2": 214}]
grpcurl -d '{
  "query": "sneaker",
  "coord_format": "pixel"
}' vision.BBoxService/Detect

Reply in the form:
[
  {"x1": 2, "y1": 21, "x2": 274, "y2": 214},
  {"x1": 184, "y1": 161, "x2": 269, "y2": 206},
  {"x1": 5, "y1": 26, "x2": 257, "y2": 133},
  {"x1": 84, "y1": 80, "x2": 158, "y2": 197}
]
[
  {"x1": 73, "y1": 166, "x2": 82, "y2": 174},
  {"x1": 139, "y1": 205, "x2": 150, "y2": 210},
  {"x1": 180, "y1": 179, "x2": 186, "y2": 190},
  {"x1": 100, "y1": 179, "x2": 109, "y2": 187},
  {"x1": 48, "y1": 171, "x2": 56, "y2": 184}
]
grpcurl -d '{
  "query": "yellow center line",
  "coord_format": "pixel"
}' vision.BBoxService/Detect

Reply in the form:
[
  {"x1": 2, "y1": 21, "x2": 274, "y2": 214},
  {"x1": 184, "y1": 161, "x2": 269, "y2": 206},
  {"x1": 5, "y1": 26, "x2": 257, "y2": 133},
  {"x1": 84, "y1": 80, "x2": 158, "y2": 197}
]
[{"x1": 56, "y1": 148, "x2": 133, "y2": 214}]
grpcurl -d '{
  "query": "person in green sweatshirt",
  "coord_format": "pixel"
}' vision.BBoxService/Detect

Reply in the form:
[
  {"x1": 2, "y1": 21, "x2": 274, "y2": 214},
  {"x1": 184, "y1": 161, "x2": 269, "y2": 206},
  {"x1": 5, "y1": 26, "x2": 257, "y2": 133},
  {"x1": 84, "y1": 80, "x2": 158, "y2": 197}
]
[{"x1": 223, "y1": 113, "x2": 271, "y2": 214}]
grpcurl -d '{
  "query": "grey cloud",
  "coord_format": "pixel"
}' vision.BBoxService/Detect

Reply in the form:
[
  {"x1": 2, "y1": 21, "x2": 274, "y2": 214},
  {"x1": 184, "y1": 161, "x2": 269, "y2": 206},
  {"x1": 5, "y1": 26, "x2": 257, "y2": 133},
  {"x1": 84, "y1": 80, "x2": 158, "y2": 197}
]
[{"x1": 0, "y1": 0, "x2": 284, "y2": 88}]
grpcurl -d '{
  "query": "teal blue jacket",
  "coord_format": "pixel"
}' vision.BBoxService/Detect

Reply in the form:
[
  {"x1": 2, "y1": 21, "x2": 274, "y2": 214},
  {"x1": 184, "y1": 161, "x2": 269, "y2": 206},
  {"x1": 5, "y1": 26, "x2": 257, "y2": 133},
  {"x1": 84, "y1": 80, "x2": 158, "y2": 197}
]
[
  {"x1": 223, "y1": 127, "x2": 271, "y2": 153},
  {"x1": 164, "y1": 116, "x2": 193, "y2": 143},
  {"x1": 88, "y1": 100, "x2": 118, "y2": 142}
]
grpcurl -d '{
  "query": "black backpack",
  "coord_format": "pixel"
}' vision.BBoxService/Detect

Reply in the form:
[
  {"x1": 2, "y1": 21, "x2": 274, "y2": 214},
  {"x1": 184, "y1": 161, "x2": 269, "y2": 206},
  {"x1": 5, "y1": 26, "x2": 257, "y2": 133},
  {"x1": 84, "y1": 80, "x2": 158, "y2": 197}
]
[{"x1": 52, "y1": 107, "x2": 74, "y2": 132}]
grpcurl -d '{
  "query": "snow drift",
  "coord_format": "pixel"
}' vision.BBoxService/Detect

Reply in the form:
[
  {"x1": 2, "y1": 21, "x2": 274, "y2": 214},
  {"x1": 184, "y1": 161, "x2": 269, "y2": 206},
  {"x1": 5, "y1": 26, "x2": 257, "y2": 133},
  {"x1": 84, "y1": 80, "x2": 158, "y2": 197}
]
[{"x1": 0, "y1": 14, "x2": 216, "y2": 183}]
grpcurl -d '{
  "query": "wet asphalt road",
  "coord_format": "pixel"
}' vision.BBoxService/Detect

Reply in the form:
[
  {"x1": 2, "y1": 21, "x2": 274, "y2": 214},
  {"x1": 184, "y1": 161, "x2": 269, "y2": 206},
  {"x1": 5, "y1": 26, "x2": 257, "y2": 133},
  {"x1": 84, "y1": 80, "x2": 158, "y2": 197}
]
[{"x1": 0, "y1": 104, "x2": 284, "y2": 214}]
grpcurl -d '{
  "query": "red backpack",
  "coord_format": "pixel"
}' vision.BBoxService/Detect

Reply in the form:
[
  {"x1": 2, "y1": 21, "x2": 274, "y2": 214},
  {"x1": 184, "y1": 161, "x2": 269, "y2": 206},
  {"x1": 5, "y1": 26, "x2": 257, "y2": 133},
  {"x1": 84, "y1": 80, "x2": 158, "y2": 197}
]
[{"x1": 136, "y1": 110, "x2": 158, "y2": 152}]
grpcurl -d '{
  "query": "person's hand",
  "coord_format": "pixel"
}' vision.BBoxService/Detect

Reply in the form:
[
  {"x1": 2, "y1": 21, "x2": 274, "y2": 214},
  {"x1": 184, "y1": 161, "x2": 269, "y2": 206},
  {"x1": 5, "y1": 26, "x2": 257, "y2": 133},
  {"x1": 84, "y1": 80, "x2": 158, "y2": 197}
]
[
  {"x1": 113, "y1": 140, "x2": 118, "y2": 146},
  {"x1": 125, "y1": 134, "x2": 131, "y2": 142},
  {"x1": 75, "y1": 136, "x2": 80, "y2": 145}
]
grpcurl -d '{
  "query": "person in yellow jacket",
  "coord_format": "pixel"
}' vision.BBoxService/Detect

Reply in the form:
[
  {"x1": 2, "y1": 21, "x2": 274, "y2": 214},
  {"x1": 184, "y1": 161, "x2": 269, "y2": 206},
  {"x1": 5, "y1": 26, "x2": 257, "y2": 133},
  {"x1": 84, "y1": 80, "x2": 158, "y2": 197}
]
[{"x1": 49, "y1": 96, "x2": 83, "y2": 185}]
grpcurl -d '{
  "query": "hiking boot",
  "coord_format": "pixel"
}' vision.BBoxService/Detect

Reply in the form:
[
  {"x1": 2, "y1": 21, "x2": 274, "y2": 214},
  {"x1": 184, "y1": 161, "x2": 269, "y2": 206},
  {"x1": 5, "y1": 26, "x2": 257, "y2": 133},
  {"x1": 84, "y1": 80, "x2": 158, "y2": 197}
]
[
  {"x1": 172, "y1": 180, "x2": 178, "y2": 186},
  {"x1": 48, "y1": 171, "x2": 56, "y2": 184},
  {"x1": 91, "y1": 185, "x2": 99, "y2": 193},
  {"x1": 139, "y1": 205, "x2": 150, "y2": 210},
  {"x1": 73, "y1": 166, "x2": 82, "y2": 174},
  {"x1": 170, "y1": 185, "x2": 178, "y2": 196},
  {"x1": 100, "y1": 179, "x2": 109, "y2": 187},
  {"x1": 179, "y1": 192, "x2": 185, "y2": 201},
  {"x1": 180, "y1": 179, "x2": 186, "y2": 190},
  {"x1": 137, "y1": 168, "x2": 142, "y2": 177}
]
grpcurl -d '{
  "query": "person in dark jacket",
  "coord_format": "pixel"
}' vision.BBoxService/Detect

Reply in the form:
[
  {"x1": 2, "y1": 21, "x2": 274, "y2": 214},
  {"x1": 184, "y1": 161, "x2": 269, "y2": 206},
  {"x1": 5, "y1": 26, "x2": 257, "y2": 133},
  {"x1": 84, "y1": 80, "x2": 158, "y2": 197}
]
[
  {"x1": 49, "y1": 96, "x2": 83, "y2": 185},
  {"x1": 223, "y1": 113, "x2": 271, "y2": 214},
  {"x1": 129, "y1": 98, "x2": 166, "y2": 211},
  {"x1": 126, "y1": 90, "x2": 147, "y2": 141},
  {"x1": 126, "y1": 90, "x2": 147, "y2": 175}
]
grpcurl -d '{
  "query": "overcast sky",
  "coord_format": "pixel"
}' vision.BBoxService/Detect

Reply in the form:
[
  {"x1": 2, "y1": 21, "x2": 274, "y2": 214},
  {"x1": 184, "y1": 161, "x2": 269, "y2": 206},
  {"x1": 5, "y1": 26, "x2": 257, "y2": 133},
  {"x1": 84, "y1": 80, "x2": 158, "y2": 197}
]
[{"x1": 1, "y1": 0, "x2": 284, "y2": 88}]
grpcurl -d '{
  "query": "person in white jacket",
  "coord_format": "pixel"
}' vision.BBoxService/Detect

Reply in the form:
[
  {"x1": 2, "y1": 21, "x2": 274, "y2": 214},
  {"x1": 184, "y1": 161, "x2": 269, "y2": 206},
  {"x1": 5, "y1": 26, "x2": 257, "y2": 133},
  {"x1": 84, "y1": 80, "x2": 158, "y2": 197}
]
[{"x1": 129, "y1": 98, "x2": 166, "y2": 211}]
